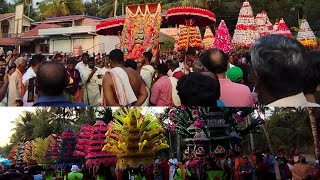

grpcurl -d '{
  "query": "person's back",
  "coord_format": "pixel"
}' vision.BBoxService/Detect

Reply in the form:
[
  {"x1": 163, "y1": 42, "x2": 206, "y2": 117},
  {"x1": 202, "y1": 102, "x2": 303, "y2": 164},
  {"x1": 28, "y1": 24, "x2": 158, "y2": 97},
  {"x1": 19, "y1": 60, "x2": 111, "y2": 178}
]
[
  {"x1": 219, "y1": 79, "x2": 253, "y2": 107},
  {"x1": 103, "y1": 49, "x2": 147, "y2": 106},
  {"x1": 292, "y1": 162, "x2": 313, "y2": 180},
  {"x1": 124, "y1": 67, "x2": 145, "y2": 101},
  {"x1": 68, "y1": 172, "x2": 83, "y2": 180}
]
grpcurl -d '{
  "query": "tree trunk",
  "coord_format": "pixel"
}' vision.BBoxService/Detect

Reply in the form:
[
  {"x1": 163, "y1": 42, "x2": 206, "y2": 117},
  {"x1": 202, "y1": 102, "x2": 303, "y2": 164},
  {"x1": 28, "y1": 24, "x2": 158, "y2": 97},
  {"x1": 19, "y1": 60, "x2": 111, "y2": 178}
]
[
  {"x1": 177, "y1": 134, "x2": 181, "y2": 161},
  {"x1": 262, "y1": 123, "x2": 272, "y2": 152},
  {"x1": 308, "y1": 107, "x2": 320, "y2": 157},
  {"x1": 247, "y1": 116, "x2": 255, "y2": 151}
]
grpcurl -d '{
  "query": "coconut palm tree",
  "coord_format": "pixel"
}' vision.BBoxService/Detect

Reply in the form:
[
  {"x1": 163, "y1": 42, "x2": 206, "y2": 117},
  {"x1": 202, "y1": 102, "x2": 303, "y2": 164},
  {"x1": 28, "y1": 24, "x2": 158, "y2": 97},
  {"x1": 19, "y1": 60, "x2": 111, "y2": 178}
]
[
  {"x1": 38, "y1": 0, "x2": 85, "y2": 18},
  {"x1": 11, "y1": 111, "x2": 35, "y2": 143},
  {"x1": 98, "y1": 0, "x2": 126, "y2": 18},
  {"x1": 307, "y1": 107, "x2": 320, "y2": 157}
]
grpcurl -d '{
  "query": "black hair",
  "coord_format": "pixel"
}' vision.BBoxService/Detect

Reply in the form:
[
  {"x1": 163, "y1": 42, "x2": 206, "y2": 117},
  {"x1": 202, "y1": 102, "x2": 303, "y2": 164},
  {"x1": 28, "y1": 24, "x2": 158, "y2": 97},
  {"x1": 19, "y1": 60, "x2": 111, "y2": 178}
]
[
  {"x1": 250, "y1": 34, "x2": 306, "y2": 99},
  {"x1": 143, "y1": 51, "x2": 153, "y2": 62},
  {"x1": 124, "y1": 59, "x2": 137, "y2": 70},
  {"x1": 54, "y1": 53, "x2": 63, "y2": 59},
  {"x1": 66, "y1": 57, "x2": 77, "y2": 65},
  {"x1": 303, "y1": 51, "x2": 320, "y2": 94},
  {"x1": 177, "y1": 72, "x2": 220, "y2": 106},
  {"x1": 30, "y1": 54, "x2": 45, "y2": 67},
  {"x1": 36, "y1": 62, "x2": 68, "y2": 96},
  {"x1": 88, "y1": 57, "x2": 95, "y2": 62},
  {"x1": 109, "y1": 49, "x2": 124, "y2": 64},
  {"x1": 158, "y1": 63, "x2": 168, "y2": 75},
  {"x1": 200, "y1": 49, "x2": 228, "y2": 74},
  {"x1": 82, "y1": 53, "x2": 90, "y2": 60},
  {"x1": 169, "y1": 60, "x2": 179, "y2": 69},
  {"x1": 186, "y1": 48, "x2": 197, "y2": 57}
]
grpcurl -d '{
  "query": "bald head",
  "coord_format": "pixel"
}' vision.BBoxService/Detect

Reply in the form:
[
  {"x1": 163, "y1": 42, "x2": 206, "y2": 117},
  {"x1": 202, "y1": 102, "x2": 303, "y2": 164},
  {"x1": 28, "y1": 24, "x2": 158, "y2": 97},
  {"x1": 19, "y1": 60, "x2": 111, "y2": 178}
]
[{"x1": 36, "y1": 62, "x2": 68, "y2": 96}]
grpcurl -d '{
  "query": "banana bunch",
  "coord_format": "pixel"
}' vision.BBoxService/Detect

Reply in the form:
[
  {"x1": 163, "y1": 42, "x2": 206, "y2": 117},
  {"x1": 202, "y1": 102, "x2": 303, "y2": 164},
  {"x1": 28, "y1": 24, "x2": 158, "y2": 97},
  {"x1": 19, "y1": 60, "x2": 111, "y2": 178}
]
[{"x1": 103, "y1": 107, "x2": 169, "y2": 169}]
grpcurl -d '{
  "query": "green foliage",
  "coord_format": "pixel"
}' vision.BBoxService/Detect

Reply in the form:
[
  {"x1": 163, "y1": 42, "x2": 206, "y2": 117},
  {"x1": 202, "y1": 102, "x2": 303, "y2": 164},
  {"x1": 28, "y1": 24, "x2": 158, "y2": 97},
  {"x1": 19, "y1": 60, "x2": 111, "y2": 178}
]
[
  {"x1": 161, "y1": 39, "x2": 175, "y2": 51},
  {"x1": 0, "y1": 0, "x2": 15, "y2": 14},
  {"x1": 38, "y1": 0, "x2": 85, "y2": 18},
  {"x1": 248, "y1": 108, "x2": 315, "y2": 154}
]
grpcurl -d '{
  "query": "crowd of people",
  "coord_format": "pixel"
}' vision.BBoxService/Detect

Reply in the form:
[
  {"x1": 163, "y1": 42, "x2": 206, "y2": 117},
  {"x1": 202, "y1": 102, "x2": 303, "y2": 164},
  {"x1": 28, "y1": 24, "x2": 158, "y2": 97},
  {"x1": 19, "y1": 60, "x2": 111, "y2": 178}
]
[
  {"x1": 0, "y1": 148, "x2": 319, "y2": 179},
  {"x1": 0, "y1": 164, "x2": 85, "y2": 180},
  {"x1": 152, "y1": 148, "x2": 320, "y2": 180},
  {"x1": 0, "y1": 34, "x2": 319, "y2": 107}
]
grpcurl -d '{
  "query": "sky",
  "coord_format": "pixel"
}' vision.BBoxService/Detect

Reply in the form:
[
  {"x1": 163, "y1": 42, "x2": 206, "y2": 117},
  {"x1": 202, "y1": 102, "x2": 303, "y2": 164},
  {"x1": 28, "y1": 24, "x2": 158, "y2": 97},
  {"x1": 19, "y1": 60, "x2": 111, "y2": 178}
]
[{"x1": 0, "y1": 107, "x2": 36, "y2": 147}]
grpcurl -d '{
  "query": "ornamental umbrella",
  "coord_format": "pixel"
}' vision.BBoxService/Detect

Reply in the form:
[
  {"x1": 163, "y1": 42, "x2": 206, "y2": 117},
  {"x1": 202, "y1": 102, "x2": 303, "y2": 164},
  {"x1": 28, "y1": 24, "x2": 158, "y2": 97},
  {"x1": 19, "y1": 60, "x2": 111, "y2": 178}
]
[
  {"x1": 166, "y1": 7, "x2": 216, "y2": 27},
  {"x1": 96, "y1": 18, "x2": 125, "y2": 36}
]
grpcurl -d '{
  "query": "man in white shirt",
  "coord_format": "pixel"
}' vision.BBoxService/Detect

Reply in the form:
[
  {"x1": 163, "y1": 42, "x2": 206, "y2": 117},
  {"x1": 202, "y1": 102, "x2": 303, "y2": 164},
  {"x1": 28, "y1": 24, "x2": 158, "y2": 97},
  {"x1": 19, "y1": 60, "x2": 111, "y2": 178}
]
[
  {"x1": 22, "y1": 54, "x2": 46, "y2": 106},
  {"x1": 82, "y1": 57, "x2": 100, "y2": 106},
  {"x1": 138, "y1": 51, "x2": 155, "y2": 106},
  {"x1": 251, "y1": 34, "x2": 320, "y2": 107},
  {"x1": 168, "y1": 154, "x2": 178, "y2": 180},
  {"x1": 76, "y1": 53, "x2": 89, "y2": 104},
  {"x1": 75, "y1": 53, "x2": 89, "y2": 81}
]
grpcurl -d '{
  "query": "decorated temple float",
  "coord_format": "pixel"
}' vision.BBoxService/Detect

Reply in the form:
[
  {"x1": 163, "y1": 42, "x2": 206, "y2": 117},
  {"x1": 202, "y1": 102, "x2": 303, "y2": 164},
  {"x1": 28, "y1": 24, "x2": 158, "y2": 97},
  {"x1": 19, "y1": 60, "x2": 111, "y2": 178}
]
[
  {"x1": 166, "y1": 107, "x2": 263, "y2": 163},
  {"x1": 297, "y1": 18, "x2": 319, "y2": 50},
  {"x1": 120, "y1": 3, "x2": 162, "y2": 60},
  {"x1": 167, "y1": 6, "x2": 216, "y2": 52},
  {"x1": 103, "y1": 107, "x2": 169, "y2": 179},
  {"x1": 232, "y1": 0, "x2": 259, "y2": 50}
]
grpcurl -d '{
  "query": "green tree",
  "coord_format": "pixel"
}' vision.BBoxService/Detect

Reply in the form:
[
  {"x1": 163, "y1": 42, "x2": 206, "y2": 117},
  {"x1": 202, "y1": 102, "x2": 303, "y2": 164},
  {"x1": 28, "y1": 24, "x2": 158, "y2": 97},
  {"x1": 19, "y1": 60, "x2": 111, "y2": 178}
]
[
  {"x1": 0, "y1": 0, "x2": 15, "y2": 14},
  {"x1": 38, "y1": 0, "x2": 85, "y2": 18},
  {"x1": 10, "y1": 111, "x2": 35, "y2": 145},
  {"x1": 248, "y1": 108, "x2": 314, "y2": 154}
]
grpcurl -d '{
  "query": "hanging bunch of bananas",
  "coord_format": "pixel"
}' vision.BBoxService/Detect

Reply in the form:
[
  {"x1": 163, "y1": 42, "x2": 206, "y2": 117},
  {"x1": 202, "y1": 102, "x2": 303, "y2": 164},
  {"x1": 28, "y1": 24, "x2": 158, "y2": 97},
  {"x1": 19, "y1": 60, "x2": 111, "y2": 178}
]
[{"x1": 103, "y1": 107, "x2": 169, "y2": 169}]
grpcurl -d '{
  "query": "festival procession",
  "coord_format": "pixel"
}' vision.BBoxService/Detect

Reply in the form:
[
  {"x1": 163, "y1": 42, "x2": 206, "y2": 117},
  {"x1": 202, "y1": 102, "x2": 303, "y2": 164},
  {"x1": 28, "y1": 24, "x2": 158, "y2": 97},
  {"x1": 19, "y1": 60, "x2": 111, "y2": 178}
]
[
  {"x1": 0, "y1": 0, "x2": 320, "y2": 180},
  {"x1": 0, "y1": 0, "x2": 318, "y2": 107},
  {"x1": 0, "y1": 107, "x2": 319, "y2": 180}
]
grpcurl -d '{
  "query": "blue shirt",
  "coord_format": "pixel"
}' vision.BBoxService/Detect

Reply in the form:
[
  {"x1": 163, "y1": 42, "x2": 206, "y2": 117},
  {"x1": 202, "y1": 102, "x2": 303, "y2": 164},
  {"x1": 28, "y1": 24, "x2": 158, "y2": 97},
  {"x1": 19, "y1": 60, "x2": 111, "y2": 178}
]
[
  {"x1": 33, "y1": 94, "x2": 87, "y2": 107},
  {"x1": 217, "y1": 100, "x2": 225, "y2": 107},
  {"x1": 265, "y1": 155, "x2": 276, "y2": 173}
]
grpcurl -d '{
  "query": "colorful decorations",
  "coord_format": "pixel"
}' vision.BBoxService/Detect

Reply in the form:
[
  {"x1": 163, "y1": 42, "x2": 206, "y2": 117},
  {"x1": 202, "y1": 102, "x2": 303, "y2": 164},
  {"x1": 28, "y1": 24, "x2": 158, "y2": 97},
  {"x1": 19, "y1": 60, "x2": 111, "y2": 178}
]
[
  {"x1": 15, "y1": 142, "x2": 25, "y2": 166},
  {"x1": 74, "y1": 124, "x2": 92, "y2": 158},
  {"x1": 167, "y1": 6, "x2": 215, "y2": 51},
  {"x1": 121, "y1": 3, "x2": 162, "y2": 60},
  {"x1": 297, "y1": 19, "x2": 318, "y2": 49},
  {"x1": 272, "y1": 18, "x2": 292, "y2": 38},
  {"x1": 166, "y1": 7, "x2": 216, "y2": 27},
  {"x1": 203, "y1": 26, "x2": 215, "y2": 50},
  {"x1": 23, "y1": 140, "x2": 36, "y2": 166},
  {"x1": 255, "y1": 10, "x2": 272, "y2": 37},
  {"x1": 163, "y1": 107, "x2": 262, "y2": 153},
  {"x1": 273, "y1": 19, "x2": 279, "y2": 32},
  {"x1": 176, "y1": 25, "x2": 203, "y2": 51},
  {"x1": 214, "y1": 20, "x2": 234, "y2": 53},
  {"x1": 8, "y1": 145, "x2": 17, "y2": 165},
  {"x1": 232, "y1": 0, "x2": 259, "y2": 48},
  {"x1": 85, "y1": 121, "x2": 117, "y2": 175},
  {"x1": 103, "y1": 107, "x2": 169, "y2": 169},
  {"x1": 32, "y1": 136, "x2": 53, "y2": 165},
  {"x1": 55, "y1": 129, "x2": 79, "y2": 169}
]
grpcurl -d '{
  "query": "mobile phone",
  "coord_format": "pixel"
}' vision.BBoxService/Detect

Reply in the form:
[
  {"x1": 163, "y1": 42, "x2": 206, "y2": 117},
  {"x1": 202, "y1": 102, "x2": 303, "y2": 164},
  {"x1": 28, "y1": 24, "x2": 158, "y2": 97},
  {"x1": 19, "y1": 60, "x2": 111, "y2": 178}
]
[
  {"x1": 27, "y1": 78, "x2": 36, "y2": 102},
  {"x1": 0, "y1": 67, "x2": 6, "y2": 81}
]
